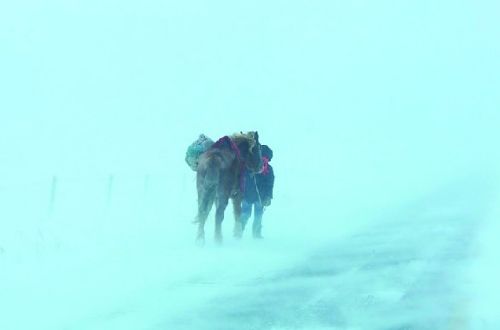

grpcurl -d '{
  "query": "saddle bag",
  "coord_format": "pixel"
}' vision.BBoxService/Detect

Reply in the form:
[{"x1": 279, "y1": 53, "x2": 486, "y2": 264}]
[{"x1": 185, "y1": 134, "x2": 214, "y2": 171}]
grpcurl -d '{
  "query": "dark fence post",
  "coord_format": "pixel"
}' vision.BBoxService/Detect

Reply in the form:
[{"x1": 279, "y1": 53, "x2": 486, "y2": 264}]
[
  {"x1": 48, "y1": 176, "x2": 58, "y2": 217},
  {"x1": 106, "y1": 174, "x2": 114, "y2": 209},
  {"x1": 144, "y1": 174, "x2": 150, "y2": 195}
]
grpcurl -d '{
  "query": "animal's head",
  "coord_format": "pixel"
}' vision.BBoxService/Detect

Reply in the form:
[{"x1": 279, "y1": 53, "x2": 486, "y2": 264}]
[{"x1": 232, "y1": 131, "x2": 263, "y2": 173}]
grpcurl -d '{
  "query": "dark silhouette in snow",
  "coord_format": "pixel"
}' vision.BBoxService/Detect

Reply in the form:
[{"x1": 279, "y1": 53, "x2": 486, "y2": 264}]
[{"x1": 195, "y1": 132, "x2": 263, "y2": 243}]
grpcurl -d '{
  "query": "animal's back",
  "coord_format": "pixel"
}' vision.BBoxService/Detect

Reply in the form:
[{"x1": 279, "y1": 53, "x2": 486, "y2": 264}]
[{"x1": 197, "y1": 149, "x2": 235, "y2": 188}]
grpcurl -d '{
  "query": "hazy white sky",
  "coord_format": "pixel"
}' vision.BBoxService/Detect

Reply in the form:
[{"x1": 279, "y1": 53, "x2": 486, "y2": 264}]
[{"x1": 1, "y1": 0, "x2": 499, "y2": 191}]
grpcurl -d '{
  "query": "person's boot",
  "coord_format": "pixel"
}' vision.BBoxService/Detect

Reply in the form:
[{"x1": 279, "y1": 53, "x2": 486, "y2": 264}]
[
  {"x1": 253, "y1": 232, "x2": 264, "y2": 239},
  {"x1": 252, "y1": 223, "x2": 263, "y2": 239}
]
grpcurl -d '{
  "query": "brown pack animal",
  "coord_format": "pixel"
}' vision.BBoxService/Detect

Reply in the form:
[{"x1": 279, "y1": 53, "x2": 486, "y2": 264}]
[{"x1": 195, "y1": 132, "x2": 263, "y2": 244}]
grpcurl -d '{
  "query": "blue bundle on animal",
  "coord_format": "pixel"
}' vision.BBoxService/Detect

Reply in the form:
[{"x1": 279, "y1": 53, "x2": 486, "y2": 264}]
[{"x1": 185, "y1": 134, "x2": 214, "y2": 171}]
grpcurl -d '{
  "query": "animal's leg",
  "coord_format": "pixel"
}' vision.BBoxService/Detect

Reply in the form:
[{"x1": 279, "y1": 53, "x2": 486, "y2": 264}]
[
  {"x1": 240, "y1": 200, "x2": 252, "y2": 232},
  {"x1": 196, "y1": 188, "x2": 215, "y2": 244},
  {"x1": 232, "y1": 197, "x2": 244, "y2": 238},
  {"x1": 214, "y1": 197, "x2": 228, "y2": 243}
]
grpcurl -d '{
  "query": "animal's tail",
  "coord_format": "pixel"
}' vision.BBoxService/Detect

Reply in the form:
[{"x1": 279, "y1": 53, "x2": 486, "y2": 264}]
[
  {"x1": 203, "y1": 157, "x2": 220, "y2": 186},
  {"x1": 195, "y1": 155, "x2": 220, "y2": 225}
]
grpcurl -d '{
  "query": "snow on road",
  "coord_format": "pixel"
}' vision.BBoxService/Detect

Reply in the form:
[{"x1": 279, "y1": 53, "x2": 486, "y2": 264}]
[
  {"x1": 150, "y1": 185, "x2": 493, "y2": 330},
  {"x1": 1, "y1": 181, "x2": 497, "y2": 330}
]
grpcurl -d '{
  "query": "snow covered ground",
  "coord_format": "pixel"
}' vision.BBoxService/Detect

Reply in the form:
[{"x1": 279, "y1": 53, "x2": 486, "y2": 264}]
[{"x1": 1, "y1": 176, "x2": 499, "y2": 330}]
